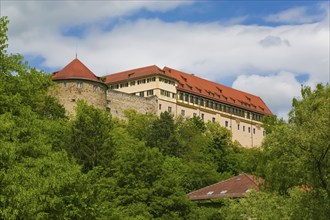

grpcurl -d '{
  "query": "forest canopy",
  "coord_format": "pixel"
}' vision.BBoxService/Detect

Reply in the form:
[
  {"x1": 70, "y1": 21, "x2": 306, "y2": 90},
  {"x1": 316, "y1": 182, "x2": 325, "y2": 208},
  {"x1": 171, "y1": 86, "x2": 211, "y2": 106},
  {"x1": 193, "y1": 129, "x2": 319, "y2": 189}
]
[{"x1": 0, "y1": 16, "x2": 329, "y2": 219}]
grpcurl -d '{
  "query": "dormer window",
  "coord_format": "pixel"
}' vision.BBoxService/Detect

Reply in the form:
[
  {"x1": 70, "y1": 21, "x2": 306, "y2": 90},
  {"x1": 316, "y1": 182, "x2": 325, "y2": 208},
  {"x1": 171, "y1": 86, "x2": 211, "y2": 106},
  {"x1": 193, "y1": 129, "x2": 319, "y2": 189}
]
[
  {"x1": 216, "y1": 87, "x2": 222, "y2": 93},
  {"x1": 128, "y1": 72, "x2": 135, "y2": 78}
]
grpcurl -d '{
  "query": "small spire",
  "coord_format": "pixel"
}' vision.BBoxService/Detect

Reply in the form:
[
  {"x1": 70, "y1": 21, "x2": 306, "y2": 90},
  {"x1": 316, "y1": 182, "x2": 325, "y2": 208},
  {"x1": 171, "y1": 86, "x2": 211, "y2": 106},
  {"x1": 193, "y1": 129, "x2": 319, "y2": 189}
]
[{"x1": 75, "y1": 44, "x2": 78, "y2": 59}]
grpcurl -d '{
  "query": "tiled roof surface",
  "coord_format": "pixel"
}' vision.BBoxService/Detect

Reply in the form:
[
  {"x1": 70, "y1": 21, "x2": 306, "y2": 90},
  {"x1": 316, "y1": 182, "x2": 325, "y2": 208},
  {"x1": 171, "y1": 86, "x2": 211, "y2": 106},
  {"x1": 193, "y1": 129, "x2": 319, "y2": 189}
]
[
  {"x1": 104, "y1": 65, "x2": 175, "y2": 84},
  {"x1": 187, "y1": 173, "x2": 263, "y2": 201},
  {"x1": 163, "y1": 67, "x2": 272, "y2": 115},
  {"x1": 52, "y1": 58, "x2": 100, "y2": 82}
]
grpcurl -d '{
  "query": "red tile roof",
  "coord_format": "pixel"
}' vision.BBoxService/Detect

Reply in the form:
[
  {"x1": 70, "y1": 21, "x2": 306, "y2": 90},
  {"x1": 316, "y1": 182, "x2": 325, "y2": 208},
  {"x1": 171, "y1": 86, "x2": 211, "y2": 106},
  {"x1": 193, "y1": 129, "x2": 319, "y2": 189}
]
[
  {"x1": 104, "y1": 65, "x2": 176, "y2": 84},
  {"x1": 52, "y1": 58, "x2": 101, "y2": 83},
  {"x1": 187, "y1": 173, "x2": 263, "y2": 201},
  {"x1": 163, "y1": 67, "x2": 272, "y2": 115}
]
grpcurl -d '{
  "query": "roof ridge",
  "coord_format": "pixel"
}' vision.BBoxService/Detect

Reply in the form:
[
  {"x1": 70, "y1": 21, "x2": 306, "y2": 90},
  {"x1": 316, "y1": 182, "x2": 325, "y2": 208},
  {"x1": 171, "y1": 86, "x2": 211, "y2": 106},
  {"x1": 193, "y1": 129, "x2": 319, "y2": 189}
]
[
  {"x1": 187, "y1": 174, "x2": 245, "y2": 196},
  {"x1": 104, "y1": 65, "x2": 161, "y2": 77},
  {"x1": 243, "y1": 173, "x2": 262, "y2": 188}
]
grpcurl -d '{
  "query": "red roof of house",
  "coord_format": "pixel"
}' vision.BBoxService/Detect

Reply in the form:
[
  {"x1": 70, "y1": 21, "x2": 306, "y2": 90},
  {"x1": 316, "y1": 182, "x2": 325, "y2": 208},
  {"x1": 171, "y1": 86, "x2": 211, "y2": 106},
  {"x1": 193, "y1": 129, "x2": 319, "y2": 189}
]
[
  {"x1": 105, "y1": 65, "x2": 271, "y2": 115},
  {"x1": 104, "y1": 65, "x2": 176, "y2": 84},
  {"x1": 163, "y1": 67, "x2": 272, "y2": 115},
  {"x1": 187, "y1": 173, "x2": 263, "y2": 201},
  {"x1": 52, "y1": 58, "x2": 101, "y2": 83}
]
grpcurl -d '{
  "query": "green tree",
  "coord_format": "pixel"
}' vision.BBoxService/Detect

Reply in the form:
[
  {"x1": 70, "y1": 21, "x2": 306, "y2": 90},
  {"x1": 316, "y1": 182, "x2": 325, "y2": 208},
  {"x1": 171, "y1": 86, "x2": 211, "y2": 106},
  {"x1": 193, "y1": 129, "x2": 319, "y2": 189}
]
[
  {"x1": 0, "y1": 17, "x2": 91, "y2": 219},
  {"x1": 70, "y1": 101, "x2": 113, "y2": 172},
  {"x1": 124, "y1": 109, "x2": 157, "y2": 141},
  {"x1": 262, "y1": 84, "x2": 330, "y2": 198},
  {"x1": 146, "y1": 111, "x2": 182, "y2": 157}
]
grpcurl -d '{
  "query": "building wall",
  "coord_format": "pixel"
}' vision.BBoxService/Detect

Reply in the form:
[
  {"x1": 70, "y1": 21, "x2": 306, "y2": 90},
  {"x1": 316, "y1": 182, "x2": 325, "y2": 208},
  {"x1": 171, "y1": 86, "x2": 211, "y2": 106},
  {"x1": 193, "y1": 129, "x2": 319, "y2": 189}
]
[
  {"x1": 52, "y1": 77, "x2": 265, "y2": 147},
  {"x1": 50, "y1": 80, "x2": 107, "y2": 116},
  {"x1": 175, "y1": 99, "x2": 265, "y2": 147},
  {"x1": 106, "y1": 90, "x2": 157, "y2": 119},
  {"x1": 109, "y1": 76, "x2": 177, "y2": 99}
]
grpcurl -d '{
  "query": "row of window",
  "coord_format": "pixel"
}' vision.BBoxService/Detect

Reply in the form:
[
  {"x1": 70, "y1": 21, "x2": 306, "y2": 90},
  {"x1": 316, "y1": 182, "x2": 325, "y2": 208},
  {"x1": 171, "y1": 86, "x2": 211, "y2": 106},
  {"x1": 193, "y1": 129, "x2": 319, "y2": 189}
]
[
  {"x1": 160, "y1": 89, "x2": 176, "y2": 98},
  {"x1": 178, "y1": 91, "x2": 263, "y2": 121},
  {"x1": 110, "y1": 77, "x2": 157, "y2": 89},
  {"x1": 135, "y1": 89, "x2": 154, "y2": 97},
  {"x1": 159, "y1": 77, "x2": 175, "y2": 86},
  {"x1": 224, "y1": 122, "x2": 256, "y2": 134},
  {"x1": 175, "y1": 108, "x2": 261, "y2": 135}
]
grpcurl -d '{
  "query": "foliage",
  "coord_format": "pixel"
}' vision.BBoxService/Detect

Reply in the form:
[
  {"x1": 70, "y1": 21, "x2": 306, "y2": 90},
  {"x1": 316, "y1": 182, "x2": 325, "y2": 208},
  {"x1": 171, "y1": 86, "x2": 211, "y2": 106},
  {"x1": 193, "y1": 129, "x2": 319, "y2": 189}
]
[
  {"x1": 262, "y1": 84, "x2": 330, "y2": 198},
  {"x1": 70, "y1": 101, "x2": 113, "y2": 172}
]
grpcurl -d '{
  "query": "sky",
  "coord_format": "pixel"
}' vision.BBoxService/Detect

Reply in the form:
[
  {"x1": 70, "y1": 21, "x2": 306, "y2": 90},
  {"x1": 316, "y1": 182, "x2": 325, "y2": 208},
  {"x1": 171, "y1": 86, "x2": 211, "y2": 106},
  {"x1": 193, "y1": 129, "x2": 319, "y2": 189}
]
[{"x1": 1, "y1": 0, "x2": 329, "y2": 119}]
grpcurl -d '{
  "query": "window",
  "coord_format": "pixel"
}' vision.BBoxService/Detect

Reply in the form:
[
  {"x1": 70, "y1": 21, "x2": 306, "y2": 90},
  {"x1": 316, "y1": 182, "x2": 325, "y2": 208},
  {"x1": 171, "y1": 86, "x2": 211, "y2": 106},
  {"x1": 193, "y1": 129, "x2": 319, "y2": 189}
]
[
  {"x1": 225, "y1": 121, "x2": 229, "y2": 127},
  {"x1": 248, "y1": 127, "x2": 251, "y2": 133},
  {"x1": 159, "y1": 77, "x2": 175, "y2": 85},
  {"x1": 77, "y1": 82, "x2": 83, "y2": 88},
  {"x1": 139, "y1": 91, "x2": 144, "y2": 97},
  {"x1": 147, "y1": 77, "x2": 156, "y2": 83},
  {"x1": 120, "y1": 83, "x2": 128, "y2": 88},
  {"x1": 190, "y1": 96, "x2": 194, "y2": 103},
  {"x1": 237, "y1": 124, "x2": 240, "y2": 130},
  {"x1": 63, "y1": 82, "x2": 67, "y2": 88},
  {"x1": 194, "y1": 97, "x2": 199, "y2": 105},
  {"x1": 201, "y1": 113, "x2": 204, "y2": 121},
  {"x1": 168, "y1": 106, "x2": 172, "y2": 113},
  {"x1": 179, "y1": 92, "x2": 183, "y2": 100},
  {"x1": 181, "y1": 109, "x2": 185, "y2": 116},
  {"x1": 147, "y1": 90, "x2": 154, "y2": 96},
  {"x1": 137, "y1": 79, "x2": 146, "y2": 85},
  {"x1": 130, "y1": 81, "x2": 136, "y2": 86},
  {"x1": 212, "y1": 117, "x2": 216, "y2": 122},
  {"x1": 246, "y1": 112, "x2": 250, "y2": 119},
  {"x1": 253, "y1": 128, "x2": 256, "y2": 134},
  {"x1": 243, "y1": 126, "x2": 245, "y2": 132},
  {"x1": 160, "y1": 90, "x2": 171, "y2": 97},
  {"x1": 159, "y1": 104, "x2": 162, "y2": 110},
  {"x1": 185, "y1": 94, "x2": 189, "y2": 102},
  {"x1": 193, "y1": 113, "x2": 197, "y2": 117}
]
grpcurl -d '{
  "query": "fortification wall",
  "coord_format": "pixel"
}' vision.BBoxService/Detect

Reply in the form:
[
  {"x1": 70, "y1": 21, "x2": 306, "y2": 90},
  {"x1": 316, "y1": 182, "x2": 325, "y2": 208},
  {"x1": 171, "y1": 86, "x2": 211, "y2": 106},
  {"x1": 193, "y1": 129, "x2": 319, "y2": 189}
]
[
  {"x1": 50, "y1": 80, "x2": 107, "y2": 116},
  {"x1": 107, "y1": 90, "x2": 157, "y2": 119}
]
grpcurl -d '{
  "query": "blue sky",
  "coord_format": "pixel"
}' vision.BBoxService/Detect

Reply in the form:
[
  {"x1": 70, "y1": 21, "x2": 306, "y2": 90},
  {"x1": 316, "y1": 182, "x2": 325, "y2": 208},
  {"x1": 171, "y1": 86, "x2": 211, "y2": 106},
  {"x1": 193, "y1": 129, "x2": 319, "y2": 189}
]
[{"x1": 1, "y1": 0, "x2": 329, "y2": 119}]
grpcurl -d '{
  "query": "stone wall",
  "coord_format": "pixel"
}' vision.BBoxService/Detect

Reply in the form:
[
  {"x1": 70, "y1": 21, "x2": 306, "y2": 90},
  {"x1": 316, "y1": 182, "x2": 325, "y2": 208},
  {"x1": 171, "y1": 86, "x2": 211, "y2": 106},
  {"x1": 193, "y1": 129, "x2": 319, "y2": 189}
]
[
  {"x1": 107, "y1": 90, "x2": 157, "y2": 119},
  {"x1": 50, "y1": 80, "x2": 107, "y2": 116}
]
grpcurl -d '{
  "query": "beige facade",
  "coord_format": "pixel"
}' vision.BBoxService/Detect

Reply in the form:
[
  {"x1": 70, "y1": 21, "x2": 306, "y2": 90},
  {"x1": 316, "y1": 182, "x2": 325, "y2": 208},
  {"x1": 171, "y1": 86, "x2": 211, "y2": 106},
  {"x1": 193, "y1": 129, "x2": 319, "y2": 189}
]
[{"x1": 108, "y1": 75, "x2": 266, "y2": 148}]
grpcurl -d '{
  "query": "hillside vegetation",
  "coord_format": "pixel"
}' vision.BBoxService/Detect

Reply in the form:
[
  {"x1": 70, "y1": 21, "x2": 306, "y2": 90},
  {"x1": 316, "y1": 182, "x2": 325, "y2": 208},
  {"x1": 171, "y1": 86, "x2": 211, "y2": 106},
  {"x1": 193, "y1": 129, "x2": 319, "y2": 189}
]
[{"x1": 1, "y1": 16, "x2": 329, "y2": 220}]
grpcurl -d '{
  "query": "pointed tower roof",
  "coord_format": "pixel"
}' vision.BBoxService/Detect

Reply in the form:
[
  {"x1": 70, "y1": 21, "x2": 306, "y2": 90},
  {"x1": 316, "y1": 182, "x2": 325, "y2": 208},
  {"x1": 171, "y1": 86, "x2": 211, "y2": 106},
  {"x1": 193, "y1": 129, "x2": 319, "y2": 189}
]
[{"x1": 52, "y1": 58, "x2": 100, "y2": 82}]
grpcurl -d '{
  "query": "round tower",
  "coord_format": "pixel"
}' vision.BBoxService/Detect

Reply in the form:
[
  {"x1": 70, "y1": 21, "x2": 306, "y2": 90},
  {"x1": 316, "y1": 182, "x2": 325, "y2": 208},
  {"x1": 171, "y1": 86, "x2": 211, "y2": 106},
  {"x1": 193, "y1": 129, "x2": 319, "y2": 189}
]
[{"x1": 51, "y1": 58, "x2": 107, "y2": 116}]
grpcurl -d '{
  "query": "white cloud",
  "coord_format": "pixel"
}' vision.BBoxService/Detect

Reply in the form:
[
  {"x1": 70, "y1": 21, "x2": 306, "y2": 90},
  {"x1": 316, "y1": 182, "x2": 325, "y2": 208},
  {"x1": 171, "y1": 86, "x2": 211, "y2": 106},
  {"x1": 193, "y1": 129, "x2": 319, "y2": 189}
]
[
  {"x1": 2, "y1": 1, "x2": 192, "y2": 36},
  {"x1": 265, "y1": 6, "x2": 325, "y2": 24},
  {"x1": 2, "y1": 2, "x2": 329, "y2": 118},
  {"x1": 232, "y1": 71, "x2": 302, "y2": 120}
]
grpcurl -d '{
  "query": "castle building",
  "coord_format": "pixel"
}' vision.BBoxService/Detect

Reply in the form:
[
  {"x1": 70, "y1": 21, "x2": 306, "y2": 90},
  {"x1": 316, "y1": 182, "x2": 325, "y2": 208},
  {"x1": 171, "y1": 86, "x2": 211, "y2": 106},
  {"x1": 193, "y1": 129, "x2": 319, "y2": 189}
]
[{"x1": 52, "y1": 58, "x2": 272, "y2": 147}]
